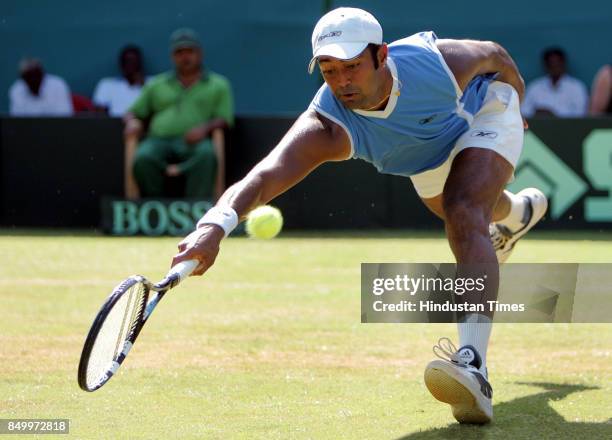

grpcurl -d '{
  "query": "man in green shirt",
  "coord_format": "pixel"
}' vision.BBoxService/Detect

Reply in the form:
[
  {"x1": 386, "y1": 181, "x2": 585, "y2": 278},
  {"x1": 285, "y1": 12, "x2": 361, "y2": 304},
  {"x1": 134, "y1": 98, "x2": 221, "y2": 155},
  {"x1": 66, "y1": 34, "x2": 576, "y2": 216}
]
[{"x1": 123, "y1": 28, "x2": 234, "y2": 199}]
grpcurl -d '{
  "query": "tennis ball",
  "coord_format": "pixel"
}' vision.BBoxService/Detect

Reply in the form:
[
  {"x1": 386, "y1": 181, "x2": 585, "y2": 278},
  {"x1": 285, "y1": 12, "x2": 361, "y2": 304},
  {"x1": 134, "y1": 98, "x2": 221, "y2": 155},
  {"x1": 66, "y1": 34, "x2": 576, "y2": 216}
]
[{"x1": 246, "y1": 205, "x2": 283, "y2": 239}]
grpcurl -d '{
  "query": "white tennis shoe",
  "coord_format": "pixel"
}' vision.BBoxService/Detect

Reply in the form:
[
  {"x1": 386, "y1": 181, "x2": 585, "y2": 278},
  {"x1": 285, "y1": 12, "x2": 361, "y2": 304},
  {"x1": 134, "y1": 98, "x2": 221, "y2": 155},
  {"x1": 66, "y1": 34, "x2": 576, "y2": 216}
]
[
  {"x1": 490, "y1": 188, "x2": 548, "y2": 263},
  {"x1": 424, "y1": 338, "x2": 493, "y2": 424}
]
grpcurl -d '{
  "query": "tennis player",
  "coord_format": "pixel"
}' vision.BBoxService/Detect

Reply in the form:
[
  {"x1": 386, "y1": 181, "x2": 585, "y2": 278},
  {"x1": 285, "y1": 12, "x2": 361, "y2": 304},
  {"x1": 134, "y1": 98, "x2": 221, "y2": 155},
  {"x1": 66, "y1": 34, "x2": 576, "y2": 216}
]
[{"x1": 172, "y1": 7, "x2": 548, "y2": 424}]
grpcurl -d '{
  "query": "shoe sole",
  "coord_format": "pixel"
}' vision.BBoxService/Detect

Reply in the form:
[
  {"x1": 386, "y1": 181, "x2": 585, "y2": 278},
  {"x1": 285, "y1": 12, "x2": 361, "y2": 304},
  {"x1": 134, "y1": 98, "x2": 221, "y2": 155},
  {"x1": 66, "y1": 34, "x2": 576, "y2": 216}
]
[
  {"x1": 424, "y1": 361, "x2": 492, "y2": 424},
  {"x1": 498, "y1": 188, "x2": 548, "y2": 263}
]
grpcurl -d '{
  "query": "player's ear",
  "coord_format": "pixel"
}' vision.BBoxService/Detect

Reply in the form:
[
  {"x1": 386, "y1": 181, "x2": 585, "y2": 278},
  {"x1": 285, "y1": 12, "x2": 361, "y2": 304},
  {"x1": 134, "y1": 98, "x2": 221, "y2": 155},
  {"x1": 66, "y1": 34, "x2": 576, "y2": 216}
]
[{"x1": 378, "y1": 44, "x2": 388, "y2": 67}]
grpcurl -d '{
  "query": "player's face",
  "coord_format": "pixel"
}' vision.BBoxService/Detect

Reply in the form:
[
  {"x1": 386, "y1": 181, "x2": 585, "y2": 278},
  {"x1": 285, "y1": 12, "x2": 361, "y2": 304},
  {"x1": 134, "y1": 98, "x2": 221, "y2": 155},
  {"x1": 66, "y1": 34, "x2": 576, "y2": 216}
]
[
  {"x1": 318, "y1": 48, "x2": 380, "y2": 109},
  {"x1": 172, "y1": 47, "x2": 202, "y2": 74}
]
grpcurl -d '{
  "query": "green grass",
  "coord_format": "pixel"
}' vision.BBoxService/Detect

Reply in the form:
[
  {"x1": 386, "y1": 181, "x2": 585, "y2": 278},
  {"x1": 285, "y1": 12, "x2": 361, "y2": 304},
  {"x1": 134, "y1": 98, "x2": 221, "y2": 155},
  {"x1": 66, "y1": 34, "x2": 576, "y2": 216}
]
[{"x1": 0, "y1": 230, "x2": 611, "y2": 439}]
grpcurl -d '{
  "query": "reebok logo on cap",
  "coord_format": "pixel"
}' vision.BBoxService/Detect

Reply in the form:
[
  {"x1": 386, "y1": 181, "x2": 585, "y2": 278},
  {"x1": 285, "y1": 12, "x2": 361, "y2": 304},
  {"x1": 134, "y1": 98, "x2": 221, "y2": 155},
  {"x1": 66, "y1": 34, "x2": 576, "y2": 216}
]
[{"x1": 318, "y1": 31, "x2": 342, "y2": 42}]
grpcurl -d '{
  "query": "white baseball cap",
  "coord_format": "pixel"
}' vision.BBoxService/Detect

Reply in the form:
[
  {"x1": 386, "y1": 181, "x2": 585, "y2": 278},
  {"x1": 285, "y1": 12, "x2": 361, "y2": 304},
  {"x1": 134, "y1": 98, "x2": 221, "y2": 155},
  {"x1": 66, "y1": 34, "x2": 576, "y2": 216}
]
[{"x1": 308, "y1": 7, "x2": 383, "y2": 74}]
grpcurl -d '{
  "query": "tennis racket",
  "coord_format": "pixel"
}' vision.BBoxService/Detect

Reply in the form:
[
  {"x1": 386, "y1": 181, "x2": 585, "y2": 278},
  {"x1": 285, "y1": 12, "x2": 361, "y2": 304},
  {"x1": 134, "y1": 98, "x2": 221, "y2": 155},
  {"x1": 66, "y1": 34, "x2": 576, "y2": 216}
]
[{"x1": 78, "y1": 259, "x2": 198, "y2": 392}]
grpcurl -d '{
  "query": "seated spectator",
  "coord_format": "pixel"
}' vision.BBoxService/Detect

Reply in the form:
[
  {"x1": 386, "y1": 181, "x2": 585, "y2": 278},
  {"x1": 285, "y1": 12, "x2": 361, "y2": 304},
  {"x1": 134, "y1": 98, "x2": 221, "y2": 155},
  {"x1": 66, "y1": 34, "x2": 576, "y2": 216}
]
[
  {"x1": 589, "y1": 64, "x2": 612, "y2": 115},
  {"x1": 521, "y1": 47, "x2": 588, "y2": 117},
  {"x1": 93, "y1": 45, "x2": 147, "y2": 117},
  {"x1": 9, "y1": 58, "x2": 73, "y2": 116},
  {"x1": 123, "y1": 28, "x2": 233, "y2": 200}
]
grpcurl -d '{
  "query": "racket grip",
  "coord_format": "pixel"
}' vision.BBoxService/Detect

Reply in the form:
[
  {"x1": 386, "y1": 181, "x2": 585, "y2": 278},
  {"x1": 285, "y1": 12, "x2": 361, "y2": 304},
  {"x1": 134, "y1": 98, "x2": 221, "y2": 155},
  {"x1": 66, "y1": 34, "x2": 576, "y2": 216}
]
[
  {"x1": 154, "y1": 259, "x2": 199, "y2": 290},
  {"x1": 172, "y1": 259, "x2": 199, "y2": 281}
]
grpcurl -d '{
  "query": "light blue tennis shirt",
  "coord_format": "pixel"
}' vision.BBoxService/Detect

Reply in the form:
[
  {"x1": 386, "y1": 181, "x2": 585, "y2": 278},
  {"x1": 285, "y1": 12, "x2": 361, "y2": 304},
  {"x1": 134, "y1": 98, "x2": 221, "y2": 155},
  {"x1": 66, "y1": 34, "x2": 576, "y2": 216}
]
[{"x1": 309, "y1": 31, "x2": 494, "y2": 176}]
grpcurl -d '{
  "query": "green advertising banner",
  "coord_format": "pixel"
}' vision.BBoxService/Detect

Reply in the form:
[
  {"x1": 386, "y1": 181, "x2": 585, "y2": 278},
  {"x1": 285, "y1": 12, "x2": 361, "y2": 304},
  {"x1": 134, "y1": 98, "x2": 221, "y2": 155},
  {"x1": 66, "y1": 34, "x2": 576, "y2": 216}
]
[{"x1": 508, "y1": 119, "x2": 612, "y2": 226}]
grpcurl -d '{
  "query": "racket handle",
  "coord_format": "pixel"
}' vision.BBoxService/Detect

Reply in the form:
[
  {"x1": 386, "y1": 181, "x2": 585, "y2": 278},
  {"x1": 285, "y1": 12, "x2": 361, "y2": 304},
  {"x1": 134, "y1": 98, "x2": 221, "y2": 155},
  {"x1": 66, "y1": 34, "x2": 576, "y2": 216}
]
[
  {"x1": 172, "y1": 259, "x2": 199, "y2": 281},
  {"x1": 153, "y1": 259, "x2": 198, "y2": 290}
]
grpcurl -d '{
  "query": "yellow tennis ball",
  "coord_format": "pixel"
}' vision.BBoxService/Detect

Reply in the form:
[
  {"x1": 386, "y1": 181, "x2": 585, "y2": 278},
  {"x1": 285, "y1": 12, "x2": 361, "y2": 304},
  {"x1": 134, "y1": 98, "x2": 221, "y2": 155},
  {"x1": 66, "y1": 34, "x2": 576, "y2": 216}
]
[{"x1": 246, "y1": 205, "x2": 283, "y2": 239}]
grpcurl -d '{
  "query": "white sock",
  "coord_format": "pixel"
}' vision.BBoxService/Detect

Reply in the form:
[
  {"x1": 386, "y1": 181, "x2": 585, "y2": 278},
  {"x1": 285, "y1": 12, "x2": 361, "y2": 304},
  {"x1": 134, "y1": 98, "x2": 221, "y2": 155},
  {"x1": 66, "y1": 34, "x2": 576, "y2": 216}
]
[
  {"x1": 497, "y1": 190, "x2": 528, "y2": 233},
  {"x1": 457, "y1": 313, "x2": 492, "y2": 375}
]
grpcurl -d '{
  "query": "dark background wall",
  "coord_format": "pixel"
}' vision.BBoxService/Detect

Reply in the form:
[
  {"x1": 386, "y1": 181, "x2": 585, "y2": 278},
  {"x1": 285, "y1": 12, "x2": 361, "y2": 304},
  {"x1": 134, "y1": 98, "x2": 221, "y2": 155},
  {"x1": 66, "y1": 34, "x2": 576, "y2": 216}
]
[
  {"x1": 2, "y1": 1, "x2": 612, "y2": 115},
  {"x1": 1, "y1": 117, "x2": 611, "y2": 231}
]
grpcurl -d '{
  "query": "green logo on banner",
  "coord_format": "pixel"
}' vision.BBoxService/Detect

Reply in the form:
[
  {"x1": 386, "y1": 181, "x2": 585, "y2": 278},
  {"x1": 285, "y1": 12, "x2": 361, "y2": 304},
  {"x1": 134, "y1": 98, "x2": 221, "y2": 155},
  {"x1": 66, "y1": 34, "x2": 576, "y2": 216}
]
[
  {"x1": 583, "y1": 129, "x2": 612, "y2": 221},
  {"x1": 508, "y1": 132, "x2": 588, "y2": 220},
  {"x1": 111, "y1": 199, "x2": 213, "y2": 235}
]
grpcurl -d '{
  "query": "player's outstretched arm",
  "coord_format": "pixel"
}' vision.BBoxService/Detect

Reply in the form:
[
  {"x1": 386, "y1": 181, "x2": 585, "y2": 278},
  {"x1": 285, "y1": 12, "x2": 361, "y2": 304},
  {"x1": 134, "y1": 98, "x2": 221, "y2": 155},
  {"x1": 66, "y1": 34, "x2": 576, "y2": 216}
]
[
  {"x1": 436, "y1": 39, "x2": 525, "y2": 102},
  {"x1": 171, "y1": 109, "x2": 351, "y2": 275}
]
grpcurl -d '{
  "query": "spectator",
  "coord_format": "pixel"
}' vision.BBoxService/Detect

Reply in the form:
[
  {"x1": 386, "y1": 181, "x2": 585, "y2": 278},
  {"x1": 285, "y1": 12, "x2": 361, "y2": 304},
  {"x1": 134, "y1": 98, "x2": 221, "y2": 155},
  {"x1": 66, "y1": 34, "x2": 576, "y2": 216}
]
[
  {"x1": 589, "y1": 64, "x2": 612, "y2": 115},
  {"x1": 521, "y1": 47, "x2": 588, "y2": 117},
  {"x1": 93, "y1": 45, "x2": 147, "y2": 117},
  {"x1": 123, "y1": 28, "x2": 233, "y2": 200},
  {"x1": 9, "y1": 58, "x2": 73, "y2": 116}
]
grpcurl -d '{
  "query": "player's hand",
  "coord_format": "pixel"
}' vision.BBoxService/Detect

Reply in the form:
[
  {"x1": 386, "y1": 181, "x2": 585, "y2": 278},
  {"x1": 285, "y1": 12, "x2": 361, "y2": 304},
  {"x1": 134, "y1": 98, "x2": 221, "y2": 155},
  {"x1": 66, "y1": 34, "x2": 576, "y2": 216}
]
[
  {"x1": 171, "y1": 224, "x2": 225, "y2": 276},
  {"x1": 523, "y1": 117, "x2": 529, "y2": 130},
  {"x1": 184, "y1": 126, "x2": 207, "y2": 145}
]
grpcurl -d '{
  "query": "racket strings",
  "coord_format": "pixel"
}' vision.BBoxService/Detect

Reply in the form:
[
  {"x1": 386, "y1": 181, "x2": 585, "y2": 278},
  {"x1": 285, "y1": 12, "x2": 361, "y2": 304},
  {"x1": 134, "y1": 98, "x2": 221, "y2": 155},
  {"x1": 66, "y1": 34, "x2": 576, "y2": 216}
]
[
  {"x1": 113, "y1": 287, "x2": 135, "y2": 360},
  {"x1": 86, "y1": 282, "x2": 147, "y2": 389}
]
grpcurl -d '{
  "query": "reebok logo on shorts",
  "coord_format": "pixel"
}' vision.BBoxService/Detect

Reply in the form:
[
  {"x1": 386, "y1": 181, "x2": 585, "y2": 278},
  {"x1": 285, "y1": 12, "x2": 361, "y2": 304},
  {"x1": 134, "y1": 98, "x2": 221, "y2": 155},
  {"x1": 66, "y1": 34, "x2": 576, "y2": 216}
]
[{"x1": 471, "y1": 130, "x2": 498, "y2": 139}]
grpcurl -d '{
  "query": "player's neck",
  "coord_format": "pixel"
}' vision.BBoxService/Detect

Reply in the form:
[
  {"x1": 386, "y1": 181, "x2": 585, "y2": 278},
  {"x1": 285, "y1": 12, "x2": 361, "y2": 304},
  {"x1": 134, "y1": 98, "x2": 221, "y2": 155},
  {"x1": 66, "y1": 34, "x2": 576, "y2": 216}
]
[{"x1": 364, "y1": 65, "x2": 394, "y2": 111}]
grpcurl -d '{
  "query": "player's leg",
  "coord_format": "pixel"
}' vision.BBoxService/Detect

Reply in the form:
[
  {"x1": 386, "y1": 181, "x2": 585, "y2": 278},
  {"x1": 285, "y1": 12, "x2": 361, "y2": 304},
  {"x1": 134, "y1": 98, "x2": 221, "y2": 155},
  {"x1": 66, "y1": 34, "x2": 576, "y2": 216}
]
[
  {"x1": 443, "y1": 147, "x2": 510, "y2": 264},
  {"x1": 423, "y1": 147, "x2": 510, "y2": 424},
  {"x1": 411, "y1": 154, "x2": 512, "y2": 222},
  {"x1": 490, "y1": 188, "x2": 548, "y2": 263},
  {"x1": 443, "y1": 148, "x2": 509, "y2": 360},
  {"x1": 415, "y1": 82, "x2": 533, "y2": 424},
  {"x1": 132, "y1": 137, "x2": 171, "y2": 197},
  {"x1": 419, "y1": 190, "x2": 508, "y2": 222},
  {"x1": 421, "y1": 187, "x2": 547, "y2": 264},
  {"x1": 418, "y1": 183, "x2": 533, "y2": 226},
  {"x1": 410, "y1": 148, "x2": 503, "y2": 424},
  {"x1": 414, "y1": 82, "x2": 547, "y2": 263}
]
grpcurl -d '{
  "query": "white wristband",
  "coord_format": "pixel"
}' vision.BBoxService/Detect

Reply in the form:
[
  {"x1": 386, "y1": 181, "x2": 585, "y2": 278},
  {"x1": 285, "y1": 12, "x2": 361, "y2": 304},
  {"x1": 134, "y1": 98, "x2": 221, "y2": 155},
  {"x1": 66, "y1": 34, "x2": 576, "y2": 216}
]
[{"x1": 196, "y1": 206, "x2": 239, "y2": 237}]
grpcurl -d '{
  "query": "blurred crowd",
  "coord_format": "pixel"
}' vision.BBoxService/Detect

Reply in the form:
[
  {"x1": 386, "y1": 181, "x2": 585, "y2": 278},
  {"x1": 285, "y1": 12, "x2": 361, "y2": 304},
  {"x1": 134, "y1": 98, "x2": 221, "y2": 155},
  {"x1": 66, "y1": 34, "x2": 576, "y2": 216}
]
[
  {"x1": 520, "y1": 47, "x2": 612, "y2": 117},
  {"x1": 9, "y1": 45, "x2": 147, "y2": 118},
  {"x1": 8, "y1": 28, "x2": 234, "y2": 201},
  {"x1": 9, "y1": 43, "x2": 612, "y2": 119},
  {"x1": 6, "y1": 36, "x2": 612, "y2": 199}
]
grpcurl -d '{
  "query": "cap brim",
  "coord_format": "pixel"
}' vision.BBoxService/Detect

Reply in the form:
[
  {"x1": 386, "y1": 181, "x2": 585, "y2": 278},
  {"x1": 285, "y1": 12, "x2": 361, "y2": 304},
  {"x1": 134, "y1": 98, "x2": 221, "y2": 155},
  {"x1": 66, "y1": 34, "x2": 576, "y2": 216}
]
[{"x1": 307, "y1": 41, "x2": 369, "y2": 74}]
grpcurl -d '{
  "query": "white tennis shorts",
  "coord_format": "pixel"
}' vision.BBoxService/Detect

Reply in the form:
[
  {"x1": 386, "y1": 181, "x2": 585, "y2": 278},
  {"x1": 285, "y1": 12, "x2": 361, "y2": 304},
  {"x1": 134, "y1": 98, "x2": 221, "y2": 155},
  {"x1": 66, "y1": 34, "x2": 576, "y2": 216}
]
[{"x1": 410, "y1": 81, "x2": 524, "y2": 199}]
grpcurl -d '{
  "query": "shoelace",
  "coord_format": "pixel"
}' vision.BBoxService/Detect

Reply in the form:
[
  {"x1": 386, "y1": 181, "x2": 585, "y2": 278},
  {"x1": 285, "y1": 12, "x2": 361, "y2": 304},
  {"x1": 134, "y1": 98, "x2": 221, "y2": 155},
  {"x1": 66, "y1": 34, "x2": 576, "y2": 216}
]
[
  {"x1": 489, "y1": 224, "x2": 512, "y2": 251},
  {"x1": 432, "y1": 337, "x2": 462, "y2": 364}
]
